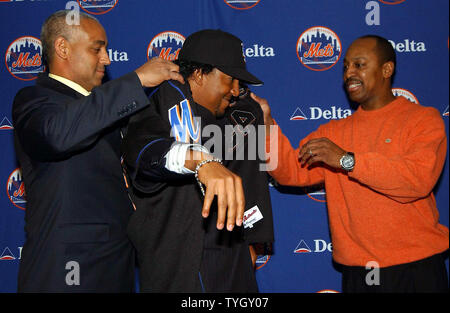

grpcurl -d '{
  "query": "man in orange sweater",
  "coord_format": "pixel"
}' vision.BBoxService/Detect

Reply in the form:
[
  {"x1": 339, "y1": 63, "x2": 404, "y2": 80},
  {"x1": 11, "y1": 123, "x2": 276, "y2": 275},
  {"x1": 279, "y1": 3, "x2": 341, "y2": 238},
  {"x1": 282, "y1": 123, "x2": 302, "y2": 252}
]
[{"x1": 253, "y1": 35, "x2": 449, "y2": 292}]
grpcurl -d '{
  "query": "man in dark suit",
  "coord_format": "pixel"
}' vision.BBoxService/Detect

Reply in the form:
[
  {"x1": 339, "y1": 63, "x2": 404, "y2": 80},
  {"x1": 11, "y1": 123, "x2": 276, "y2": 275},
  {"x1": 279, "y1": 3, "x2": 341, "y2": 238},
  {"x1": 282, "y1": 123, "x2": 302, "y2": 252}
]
[{"x1": 12, "y1": 10, "x2": 184, "y2": 292}]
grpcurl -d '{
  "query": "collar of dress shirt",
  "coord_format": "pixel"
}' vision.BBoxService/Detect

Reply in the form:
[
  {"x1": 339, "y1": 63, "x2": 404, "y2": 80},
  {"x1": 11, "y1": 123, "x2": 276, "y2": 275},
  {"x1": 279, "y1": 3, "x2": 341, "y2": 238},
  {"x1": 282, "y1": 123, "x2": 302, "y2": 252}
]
[{"x1": 48, "y1": 73, "x2": 91, "y2": 96}]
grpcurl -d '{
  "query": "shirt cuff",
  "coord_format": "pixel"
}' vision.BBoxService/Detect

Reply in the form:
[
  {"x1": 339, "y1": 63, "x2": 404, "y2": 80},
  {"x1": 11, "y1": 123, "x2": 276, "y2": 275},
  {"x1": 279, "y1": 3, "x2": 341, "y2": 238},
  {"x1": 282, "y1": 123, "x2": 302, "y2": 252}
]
[{"x1": 164, "y1": 143, "x2": 210, "y2": 174}]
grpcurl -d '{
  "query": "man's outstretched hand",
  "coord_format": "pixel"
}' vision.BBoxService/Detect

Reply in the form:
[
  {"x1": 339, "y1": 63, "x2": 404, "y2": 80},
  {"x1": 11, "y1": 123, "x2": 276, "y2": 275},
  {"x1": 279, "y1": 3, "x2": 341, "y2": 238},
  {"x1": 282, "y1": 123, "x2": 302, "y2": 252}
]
[
  {"x1": 135, "y1": 57, "x2": 184, "y2": 87},
  {"x1": 185, "y1": 150, "x2": 245, "y2": 231}
]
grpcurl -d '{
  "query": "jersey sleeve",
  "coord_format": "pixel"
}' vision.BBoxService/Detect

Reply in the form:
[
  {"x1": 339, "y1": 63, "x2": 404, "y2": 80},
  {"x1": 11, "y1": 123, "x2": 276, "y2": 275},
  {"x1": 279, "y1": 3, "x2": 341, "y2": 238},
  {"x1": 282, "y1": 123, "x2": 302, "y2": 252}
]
[{"x1": 121, "y1": 80, "x2": 195, "y2": 194}]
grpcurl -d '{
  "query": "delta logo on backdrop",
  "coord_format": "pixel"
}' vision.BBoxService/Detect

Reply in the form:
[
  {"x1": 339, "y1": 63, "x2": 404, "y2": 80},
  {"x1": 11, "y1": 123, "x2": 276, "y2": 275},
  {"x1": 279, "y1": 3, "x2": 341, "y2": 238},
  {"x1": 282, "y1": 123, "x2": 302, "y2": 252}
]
[
  {"x1": 107, "y1": 48, "x2": 128, "y2": 62},
  {"x1": 0, "y1": 247, "x2": 16, "y2": 261},
  {"x1": 77, "y1": 0, "x2": 118, "y2": 15},
  {"x1": 147, "y1": 31, "x2": 185, "y2": 61},
  {"x1": 389, "y1": 39, "x2": 426, "y2": 53},
  {"x1": 297, "y1": 26, "x2": 341, "y2": 71},
  {"x1": 0, "y1": 117, "x2": 13, "y2": 130},
  {"x1": 224, "y1": 0, "x2": 260, "y2": 10},
  {"x1": 443, "y1": 105, "x2": 449, "y2": 117},
  {"x1": 244, "y1": 44, "x2": 275, "y2": 58},
  {"x1": 290, "y1": 105, "x2": 351, "y2": 121},
  {"x1": 0, "y1": 247, "x2": 22, "y2": 261},
  {"x1": 294, "y1": 239, "x2": 332, "y2": 254},
  {"x1": 6, "y1": 168, "x2": 26, "y2": 210},
  {"x1": 5, "y1": 36, "x2": 44, "y2": 81},
  {"x1": 289, "y1": 88, "x2": 418, "y2": 121}
]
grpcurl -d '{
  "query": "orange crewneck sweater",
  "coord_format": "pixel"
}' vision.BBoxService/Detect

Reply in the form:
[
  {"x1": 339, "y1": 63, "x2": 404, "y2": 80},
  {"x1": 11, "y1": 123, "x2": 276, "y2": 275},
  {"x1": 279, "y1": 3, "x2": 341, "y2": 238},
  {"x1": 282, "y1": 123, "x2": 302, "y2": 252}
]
[{"x1": 267, "y1": 97, "x2": 449, "y2": 267}]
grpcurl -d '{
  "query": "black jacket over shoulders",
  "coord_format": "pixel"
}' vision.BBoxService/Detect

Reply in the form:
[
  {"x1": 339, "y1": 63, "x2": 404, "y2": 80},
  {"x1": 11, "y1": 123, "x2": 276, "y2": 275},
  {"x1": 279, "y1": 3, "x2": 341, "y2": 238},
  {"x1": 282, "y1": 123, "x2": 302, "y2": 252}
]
[{"x1": 122, "y1": 80, "x2": 273, "y2": 292}]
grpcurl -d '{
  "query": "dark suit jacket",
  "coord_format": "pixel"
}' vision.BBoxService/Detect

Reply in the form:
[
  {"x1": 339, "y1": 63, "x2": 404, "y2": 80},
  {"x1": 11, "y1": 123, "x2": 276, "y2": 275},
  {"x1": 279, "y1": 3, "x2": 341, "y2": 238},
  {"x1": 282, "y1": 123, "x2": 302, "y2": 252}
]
[{"x1": 12, "y1": 72, "x2": 149, "y2": 292}]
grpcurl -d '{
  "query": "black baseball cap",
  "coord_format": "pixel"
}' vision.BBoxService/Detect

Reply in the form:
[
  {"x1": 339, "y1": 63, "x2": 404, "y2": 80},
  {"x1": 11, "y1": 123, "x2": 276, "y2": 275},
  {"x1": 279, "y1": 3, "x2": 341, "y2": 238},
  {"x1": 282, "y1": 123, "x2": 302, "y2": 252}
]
[{"x1": 178, "y1": 29, "x2": 263, "y2": 86}]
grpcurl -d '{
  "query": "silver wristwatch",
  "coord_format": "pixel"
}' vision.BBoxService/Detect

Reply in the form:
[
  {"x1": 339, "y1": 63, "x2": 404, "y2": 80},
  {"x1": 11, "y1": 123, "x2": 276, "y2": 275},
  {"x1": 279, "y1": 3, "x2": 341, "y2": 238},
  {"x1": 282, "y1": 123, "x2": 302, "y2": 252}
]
[{"x1": 340, "y1": 152, "x2": 355, "y2": 171}]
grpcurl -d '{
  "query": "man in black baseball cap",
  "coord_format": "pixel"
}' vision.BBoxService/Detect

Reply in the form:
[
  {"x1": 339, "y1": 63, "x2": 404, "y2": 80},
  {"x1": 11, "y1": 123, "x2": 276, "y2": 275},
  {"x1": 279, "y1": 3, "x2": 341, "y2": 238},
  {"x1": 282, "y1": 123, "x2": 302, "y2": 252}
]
[
  {"x1": 173, "y1": 29, "x2": 263, "y2": 118},
  {"x1": 179, "y1": 29, "x2": 263, "y2": 86},
  {"x1": 121, "y1": 29, "x2": 273, "y2": 292}
]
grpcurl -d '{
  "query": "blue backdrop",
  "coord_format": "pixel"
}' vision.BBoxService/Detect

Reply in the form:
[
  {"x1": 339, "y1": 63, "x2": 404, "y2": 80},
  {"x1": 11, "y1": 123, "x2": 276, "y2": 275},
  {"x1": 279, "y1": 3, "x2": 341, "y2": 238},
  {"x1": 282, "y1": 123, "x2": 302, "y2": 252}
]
[{"x1": 0, "y1": 0, "x2": 448, "y2": 293}]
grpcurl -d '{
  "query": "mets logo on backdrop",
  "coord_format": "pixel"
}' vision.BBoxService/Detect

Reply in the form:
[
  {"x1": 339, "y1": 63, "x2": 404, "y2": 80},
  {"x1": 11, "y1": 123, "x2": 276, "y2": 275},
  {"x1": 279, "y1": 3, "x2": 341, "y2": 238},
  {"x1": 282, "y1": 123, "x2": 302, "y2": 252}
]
[
  {"x1": 307, "y1": 189, "x2": 326, "y2": 203},
  {"x1": 224, "y1": 0, "x2": 261, "y2": 10},
  {"x1": 378, "y1": 0, "x2": 406, "y2": 4},
  {"x1": 392, "y1": 88, "x2": 419, "y2": 104},
  {"x1": 147, "y1": 31, "x2": 185, "y2": 61},
  {"x1": 6, "y1": 168, "x2": 26, "y2": 210},
  {"x1": 296, "y1": 26, "x2": 342, "y2": 71},
  {"x1": 317, "y1": 289, "x2": 339, "y2": 293},
  {"x1": 256, "y1": 254, "x2": 270, "y2": 270},
  {"x1": 77, "y1": 0, "x2": 118, "y2": 15},
  {"x1": 5, "y1": 36, "x2": 44, "y2": 81}
]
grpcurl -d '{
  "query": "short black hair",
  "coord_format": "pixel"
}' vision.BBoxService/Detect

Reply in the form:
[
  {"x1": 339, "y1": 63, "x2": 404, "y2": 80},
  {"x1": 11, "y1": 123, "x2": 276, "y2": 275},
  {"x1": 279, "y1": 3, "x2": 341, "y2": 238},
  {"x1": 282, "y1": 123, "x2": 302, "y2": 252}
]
[
  {"x1": 40, "y1": 10, "x2": 98, "y2": 68},
  {"x1": 358, "y1": 34, "x2": 396, "y2": 67},
  {"x1": 174, "y1": 59, "x2": 214, "y2": 81}
]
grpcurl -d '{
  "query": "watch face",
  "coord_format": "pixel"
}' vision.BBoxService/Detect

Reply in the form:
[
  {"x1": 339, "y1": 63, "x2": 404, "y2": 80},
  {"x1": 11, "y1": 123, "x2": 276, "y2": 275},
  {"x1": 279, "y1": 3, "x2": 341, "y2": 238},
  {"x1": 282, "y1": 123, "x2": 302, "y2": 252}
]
[
  {"x1": 342, "y1": 156, "x2": 354, "y2": 168},
  {"x1": 341, "y1": 154, "x2": 355, "y2": 170}
]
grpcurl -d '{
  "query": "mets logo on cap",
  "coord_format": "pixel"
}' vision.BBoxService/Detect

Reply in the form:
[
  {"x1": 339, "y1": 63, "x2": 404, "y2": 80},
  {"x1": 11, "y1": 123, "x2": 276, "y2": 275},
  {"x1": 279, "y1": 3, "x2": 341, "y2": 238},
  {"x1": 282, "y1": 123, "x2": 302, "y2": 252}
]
[
  {"x1": 296, "y1": 26, "x2": 342, "y2": 71},
  {"x1": 5, "y1": 36, "x2": 44, "y2": 81},
  {"x1": 392, "y1": 88, "x2": 419, "y2": 104},
  {"x1": 378, "y1": 0, "x2": 406, "y2": 4},
  {"x1": 224, "y1": 0, "x2": 260, "y2": 10},
  {"x1": 6, "y1": 168, "x2": 26, "y2": 210},
  {"x1": 77, "y1": 0, "x2": 118, "y2": 15},
  {"x1": 147, "y1": 31, "x2": 185, "y2": 61}
]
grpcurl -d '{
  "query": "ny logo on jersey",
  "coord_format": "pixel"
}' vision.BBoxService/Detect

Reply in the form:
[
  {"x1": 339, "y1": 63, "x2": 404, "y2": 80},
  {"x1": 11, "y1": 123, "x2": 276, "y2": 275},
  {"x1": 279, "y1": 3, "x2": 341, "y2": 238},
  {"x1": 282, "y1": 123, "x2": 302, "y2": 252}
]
[{"x1": 168, "y1": 99, "x2": 200, "y2": 143}]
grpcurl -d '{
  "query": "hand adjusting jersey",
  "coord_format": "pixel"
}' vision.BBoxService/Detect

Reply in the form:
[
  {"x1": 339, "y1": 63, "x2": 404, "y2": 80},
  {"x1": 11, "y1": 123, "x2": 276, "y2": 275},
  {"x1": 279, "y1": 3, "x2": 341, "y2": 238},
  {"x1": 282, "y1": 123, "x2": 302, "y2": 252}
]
[{"x1": 121, "y1": 80, "x2": 273, "y2": 292}]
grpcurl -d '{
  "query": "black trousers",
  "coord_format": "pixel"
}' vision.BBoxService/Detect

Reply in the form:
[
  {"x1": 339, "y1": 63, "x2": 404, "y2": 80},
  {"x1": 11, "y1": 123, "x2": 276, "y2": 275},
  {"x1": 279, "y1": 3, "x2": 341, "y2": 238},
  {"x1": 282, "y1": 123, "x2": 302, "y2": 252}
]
[
  {"x1": 199, "y1": 213, "x2": 258, "y2": 293},
  {"x1": 341, "y1": 252, "x2": 449, "y2": 293}
]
